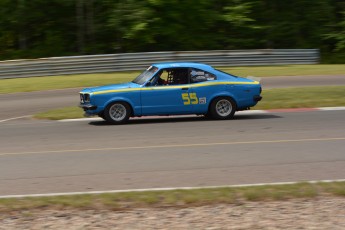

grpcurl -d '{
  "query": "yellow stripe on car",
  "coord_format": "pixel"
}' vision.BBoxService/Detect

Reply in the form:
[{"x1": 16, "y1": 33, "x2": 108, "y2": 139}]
[{"x1": 90, "y1": 81, "x2": 260, "y2": 95}]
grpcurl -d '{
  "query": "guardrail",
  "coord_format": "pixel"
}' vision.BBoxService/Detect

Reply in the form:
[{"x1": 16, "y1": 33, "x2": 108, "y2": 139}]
[{"x1": 0, "y1": 49, "x2": 319, "y2": 79}]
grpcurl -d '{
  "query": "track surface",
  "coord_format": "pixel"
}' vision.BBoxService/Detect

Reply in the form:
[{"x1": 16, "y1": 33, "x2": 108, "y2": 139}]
[
  {"x1": 1, "y1": 75, "x2": 345, "y2": 120},
  {"x1": 0, "y1": 110, "x2": 344, "y2": 196}
]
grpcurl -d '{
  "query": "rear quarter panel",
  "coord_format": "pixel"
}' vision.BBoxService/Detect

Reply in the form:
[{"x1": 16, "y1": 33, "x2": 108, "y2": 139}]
[
  {"x1": 190, "y1": 81, "x2": 261, "y2": 113},
  {"x1": 231, "y1": 84, "x2": 261, "y2": 109},
  {"x1": 190, "y1": 82, "x2": 238, "y2": 114}
]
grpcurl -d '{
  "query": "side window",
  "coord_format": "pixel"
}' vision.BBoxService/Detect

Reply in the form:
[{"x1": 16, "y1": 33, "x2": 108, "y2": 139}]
[
  {"x1": 189, "y1": 68, "x2": 216, "y2": 83},
  {"x1": 170, "y1": 68, "x2": 189, "y2": 85},
  {"x1": 148, "y1": 68, "x2": 190, "y2": 86},
  {"x1": 159, "y1": 70, "x2": 169, "y2": 84},
  {"x1": 147, "y1": 70, "x2": 168, "y2": 86},
  {"x1": 156, "y1": 68, "x2": 189, "y2": 85}
]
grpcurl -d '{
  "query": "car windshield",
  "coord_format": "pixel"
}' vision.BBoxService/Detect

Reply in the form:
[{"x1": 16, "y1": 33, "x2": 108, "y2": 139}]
[{"x1": 132, "y1": 66, "x2": 158, "y2": 85}]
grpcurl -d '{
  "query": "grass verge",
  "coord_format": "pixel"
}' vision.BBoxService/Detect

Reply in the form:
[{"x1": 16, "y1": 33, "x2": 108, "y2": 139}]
[
  {"x1": 34, "y1": 86, "x2": 345, "y2": 120},
  {"x1": 255, "y1": 86, "x2": 345, "y2": 110},
  {"x1": 0, "y1": 182, "x2": 344, "y2": 212},
  {"x1": 219, "y1": 64, "x2": 345, "y2": 78},
  {"x1": 35, "y1": 107, "x2": 84, "y2": 120},
  {"x1": 1, "y1": 64, "x2": 345, "y2": 94},
  {"x1": 0, "y1": 72, "x2": 139, "y2": 94}
]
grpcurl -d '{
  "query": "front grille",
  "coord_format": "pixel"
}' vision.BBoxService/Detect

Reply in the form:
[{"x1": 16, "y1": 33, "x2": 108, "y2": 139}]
[{"x1": 84, "y1": 94, "x2": 90, "y2": 102}]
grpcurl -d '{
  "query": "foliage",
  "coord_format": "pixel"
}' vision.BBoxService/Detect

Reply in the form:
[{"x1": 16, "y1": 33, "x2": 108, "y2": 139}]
[
  {"x1": 0, "y1": 0, "x2": 344, "y2": 61},
  {"x1": 0, "y1": 182, "x2": 344, "y2": 212},
  {"x1": 324, "y1": 11, "x2": 345, "y2": 52}
]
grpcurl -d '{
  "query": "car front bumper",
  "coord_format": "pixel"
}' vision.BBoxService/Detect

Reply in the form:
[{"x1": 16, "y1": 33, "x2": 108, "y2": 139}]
[{"x1": 79, "y1": 104, "x2": 98, "y2": 111}]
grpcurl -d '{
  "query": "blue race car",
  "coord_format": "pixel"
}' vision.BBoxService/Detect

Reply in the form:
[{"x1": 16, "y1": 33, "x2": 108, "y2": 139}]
[{"x1": 79, "y1": 62, "x2": 262, "y2": 124}]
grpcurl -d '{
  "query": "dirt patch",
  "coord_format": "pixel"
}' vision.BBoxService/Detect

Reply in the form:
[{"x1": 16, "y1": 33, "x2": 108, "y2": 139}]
[{"x1": 1, "y1": 197, "x2": 344, "y2": 229}]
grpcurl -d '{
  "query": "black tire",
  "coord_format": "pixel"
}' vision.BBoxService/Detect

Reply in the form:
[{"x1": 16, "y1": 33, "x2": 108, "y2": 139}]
[
  {"x1": 209, "y1": 97, "x2": 236, "y2": 120},
  {"x1": 98, "y1": 112, "x2": 105, "y2": 120},
  {"x1": 103, "y1": 102, "x2": 131, "y2": 124}
]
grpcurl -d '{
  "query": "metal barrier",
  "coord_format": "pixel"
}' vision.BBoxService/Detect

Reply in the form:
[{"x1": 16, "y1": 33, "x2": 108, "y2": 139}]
[{"x1": 0, "y1": 49, "x2": 319, "y2": 79}]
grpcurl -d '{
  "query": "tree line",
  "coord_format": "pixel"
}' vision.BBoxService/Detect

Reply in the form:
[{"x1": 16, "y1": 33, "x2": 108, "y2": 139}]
[{"x1": 0, "y1": 0, "x2": 344, "y2": 62}]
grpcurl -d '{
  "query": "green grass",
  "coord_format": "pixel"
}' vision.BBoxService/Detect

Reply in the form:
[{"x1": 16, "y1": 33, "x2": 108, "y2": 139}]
[
  {"x1": 0, "y1": 182, "x2": 343, "y2": 212},
  {"x1": 34, "y1": 106, "x2": 84, "y2": 120},
  {"x1": 255, "y1": 86, "x2": 345, "y2": 110},
  {"x1": 1, "y1": 64, "x2": 345, "y2": 94},
  {"x1": 220, "y1": 64, "x2": 345, "y2": 78},
  {"x1": 34, "y1": 86, "x2": 345, "y2": 120},
  {"x1": 0, "y1": 72, "x2": 140, "y2": 94}
]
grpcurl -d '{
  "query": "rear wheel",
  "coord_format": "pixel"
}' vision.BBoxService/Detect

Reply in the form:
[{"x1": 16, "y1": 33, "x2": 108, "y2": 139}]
[
  {"x1": 103, "y1": 102, "x2": 131, "y2": 124},
  {"x1": 209, "y1": 97, "x2": 236, "y2": 120}
]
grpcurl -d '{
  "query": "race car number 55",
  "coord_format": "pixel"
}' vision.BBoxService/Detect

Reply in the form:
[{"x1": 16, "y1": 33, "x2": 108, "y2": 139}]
[{"x1": 182, "y1": 93, "x2": 199, "y2": 105}]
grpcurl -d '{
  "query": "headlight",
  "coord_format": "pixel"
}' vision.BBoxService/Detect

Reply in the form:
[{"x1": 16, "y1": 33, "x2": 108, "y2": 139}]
[{"x1": 80, "y1": 93, "x2": 90, "y2": 103}]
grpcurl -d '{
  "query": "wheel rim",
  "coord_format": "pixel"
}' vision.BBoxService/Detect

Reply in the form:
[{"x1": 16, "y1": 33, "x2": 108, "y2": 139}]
[
  {"x1": 215, "y1": 99, "x2": 232, "y2": 117},
  {"x1": 109, "y1": 104, "x2": 127, "y2": 121}
]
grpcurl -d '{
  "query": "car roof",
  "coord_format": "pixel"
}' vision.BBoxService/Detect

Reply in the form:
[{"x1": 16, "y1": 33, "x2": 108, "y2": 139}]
[{"x1": 151, "y1": 62, "x2": 214, "y2": 72}]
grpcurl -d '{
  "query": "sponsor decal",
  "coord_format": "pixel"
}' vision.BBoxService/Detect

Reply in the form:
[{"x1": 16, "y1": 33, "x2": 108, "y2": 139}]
[{"x1": 199, "y1": 97, "x2": 206, "y2": 104}]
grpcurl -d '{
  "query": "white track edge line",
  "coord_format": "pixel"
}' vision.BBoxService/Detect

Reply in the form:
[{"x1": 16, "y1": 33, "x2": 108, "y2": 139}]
[
  {"x1": 0, "y1": 115, "x2": 32, "y2": 123},
  {"x1": 1, "y1": 179, "x2": 345, "y2": 199},
  {"x1": 317, "y1": 106, "x2": 345, "y2": 111},
  {"x1": 59, "y1": 117, "x2": 101, "y2": 122},
  {"x1": 237, "y1": 110, "x2": 267, "y2": 114}
]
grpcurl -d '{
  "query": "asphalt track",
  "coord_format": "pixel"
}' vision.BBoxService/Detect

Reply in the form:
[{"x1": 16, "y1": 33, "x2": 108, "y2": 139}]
[
  {"x1": 1, "y1": 75, "x2": 345, "y2": 120},
  {"x1": 0, "y1": 110, "x2": 345, "y2": 196},
  {"x1": 0, "y1": 75, "x2": 345, "y2": 196}
]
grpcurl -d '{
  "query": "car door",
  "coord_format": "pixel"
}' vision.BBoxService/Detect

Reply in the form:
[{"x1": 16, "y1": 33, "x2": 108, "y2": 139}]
[{"x1": 140, "y1": 68, "x2": 193, "y2": 115}]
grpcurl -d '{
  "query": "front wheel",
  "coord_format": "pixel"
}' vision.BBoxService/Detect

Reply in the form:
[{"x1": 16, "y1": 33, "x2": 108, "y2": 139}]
[
  {"x1": 209, "y1": 97, "x2": 236, "y2": 120},
  {"x1": 103, "y1": 102, "x2": 131, "y2": 124}
]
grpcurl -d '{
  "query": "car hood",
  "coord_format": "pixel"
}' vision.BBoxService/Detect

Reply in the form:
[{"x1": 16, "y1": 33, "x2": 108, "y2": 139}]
[{"x1": 81, "y1": 82, "x2": 139, "y2": 93}]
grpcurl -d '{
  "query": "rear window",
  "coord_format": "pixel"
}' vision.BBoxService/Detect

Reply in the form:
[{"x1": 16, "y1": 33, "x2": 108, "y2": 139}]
[{"x1": 190, "y1": 68, "x2": 216, "y2": 83}]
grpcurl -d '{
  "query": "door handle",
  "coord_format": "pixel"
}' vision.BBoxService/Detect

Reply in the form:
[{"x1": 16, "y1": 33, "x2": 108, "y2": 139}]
[{"x1": 181, "y1": 87, "x2": 189, "y2": 90}]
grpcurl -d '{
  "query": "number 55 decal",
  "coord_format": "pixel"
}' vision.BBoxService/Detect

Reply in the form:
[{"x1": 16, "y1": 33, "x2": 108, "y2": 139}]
[{"x1": 182, "y1": 93, "x2": 199, "y2": 105}]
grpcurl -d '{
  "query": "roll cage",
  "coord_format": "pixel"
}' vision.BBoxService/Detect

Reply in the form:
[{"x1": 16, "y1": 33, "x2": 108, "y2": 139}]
[{"x1": 146, "y1": 67, "x2": 216, "y2": 86}]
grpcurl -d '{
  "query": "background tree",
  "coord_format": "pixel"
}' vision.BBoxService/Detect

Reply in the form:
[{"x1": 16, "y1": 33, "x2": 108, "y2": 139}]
[{"x1": 0, "y1": 0, "x2": 343, "y2": 62}]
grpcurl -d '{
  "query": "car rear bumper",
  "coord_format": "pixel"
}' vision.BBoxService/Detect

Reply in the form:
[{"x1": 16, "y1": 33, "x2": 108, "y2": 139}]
[{"x1": 254, "y1": 95, "x2": 262, "y2": 102}]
